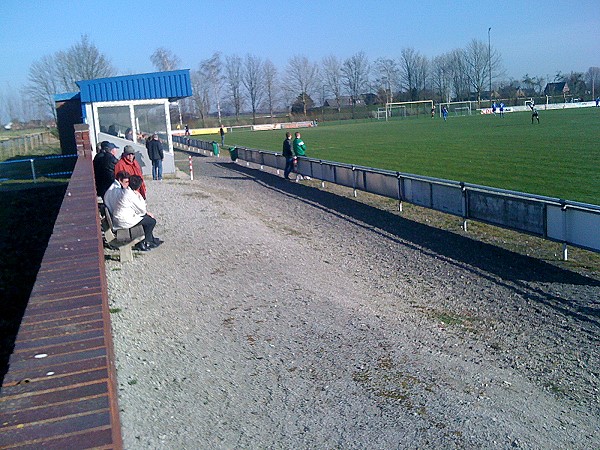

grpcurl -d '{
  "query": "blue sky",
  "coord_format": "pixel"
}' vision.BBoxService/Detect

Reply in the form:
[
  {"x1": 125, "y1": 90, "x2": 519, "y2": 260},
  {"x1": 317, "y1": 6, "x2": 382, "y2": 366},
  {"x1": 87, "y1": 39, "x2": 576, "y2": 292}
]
[{"x1": 1, "y1": 0, "x2": 598, "y2": 92}]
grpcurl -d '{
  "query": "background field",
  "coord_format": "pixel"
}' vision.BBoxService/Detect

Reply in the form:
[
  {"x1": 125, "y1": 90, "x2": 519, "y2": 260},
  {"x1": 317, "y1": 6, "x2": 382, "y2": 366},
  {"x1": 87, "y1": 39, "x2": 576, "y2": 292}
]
[{"x1": 210, "y1": 108, "x2": 599, "y2": 205}]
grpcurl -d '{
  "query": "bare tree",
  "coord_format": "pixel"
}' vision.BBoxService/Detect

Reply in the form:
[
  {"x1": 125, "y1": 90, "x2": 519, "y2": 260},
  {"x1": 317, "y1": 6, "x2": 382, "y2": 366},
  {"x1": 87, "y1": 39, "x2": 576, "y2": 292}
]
[
  {"x1": 585, "y1": 66, "x2": 600, "y2": 99},
  {"x1": 225, "y1": 55, "x2": 244, "y2": 121},
  {"x1": 242, "y1": 54, "x2": 265, "y2": 124},
  {"x1": 263, "y1": 59, "x2": 278, "y2": 118},
  {"x1": 446, "y1": 49, "x2": 470, "y2": 101},
  {"x1": 24, "y1": 56, "x2": 59, "y2": 121},
  {"x1": 55, "y1": 35, "x2": 115, "y2": 91},
  {"x1": 201, "y1": 52, "x2": 224, "y2": 123},
  {"x1": 284, "y1": 55, "x2": 319, "y2": 116},
  {"x1": 341, "y1": 52, "x2": 370, "y2": 118},
  {"x1": 430, "y1": 54, "x2": 452, "y2": 103},
  {"x1": 191, "y1": 69, "x2": 211, "y2": 127},
  {"x1": 464, "y1": 38, "x2": 501, "y2": 104},
  {"x1": 150, "y1": 48, "x2": 181, "y2": 72},
  {"x1": 373, "y1": 57, "x2": 399, "y2": 104},
  {"x1": 24, "y1": 35, "x2": 114, "y2": 120},
  {"x1": 399, "y1": 48, "x2": 429, "y2": 101},
  {"x1": 321, "y1": 55, "x2": 343, "y2": 111},
  {"x1": 151, "y1": 48, "x2": 183, "y2": 125}
]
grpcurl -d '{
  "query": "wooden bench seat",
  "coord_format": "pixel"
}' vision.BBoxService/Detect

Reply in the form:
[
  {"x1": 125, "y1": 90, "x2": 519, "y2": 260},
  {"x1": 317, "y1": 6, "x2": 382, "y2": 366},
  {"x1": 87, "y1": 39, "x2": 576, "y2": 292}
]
[{"x1": 99, "y1": 204, "x2": 145, "y2": 263}]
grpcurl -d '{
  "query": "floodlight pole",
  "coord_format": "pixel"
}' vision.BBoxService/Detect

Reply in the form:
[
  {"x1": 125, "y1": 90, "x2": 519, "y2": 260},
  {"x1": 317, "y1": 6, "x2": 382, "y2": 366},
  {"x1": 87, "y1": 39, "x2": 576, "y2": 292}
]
[{"x1": 488, "y1": 27, "x2": 492, "y2": 104}]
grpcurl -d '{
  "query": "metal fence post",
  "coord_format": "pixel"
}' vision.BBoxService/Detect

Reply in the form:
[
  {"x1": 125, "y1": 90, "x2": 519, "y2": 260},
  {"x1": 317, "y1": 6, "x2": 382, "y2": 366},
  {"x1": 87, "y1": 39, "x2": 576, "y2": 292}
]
[
  {"x1": 461, "y1": 182, "x2": 468, "y2": 232},
  {"x1": 561, "y1": 202, "x2": 568, "y2": 261},
  {"x1": 30, "y1": 159, "x2": 37, "y2": 182}
]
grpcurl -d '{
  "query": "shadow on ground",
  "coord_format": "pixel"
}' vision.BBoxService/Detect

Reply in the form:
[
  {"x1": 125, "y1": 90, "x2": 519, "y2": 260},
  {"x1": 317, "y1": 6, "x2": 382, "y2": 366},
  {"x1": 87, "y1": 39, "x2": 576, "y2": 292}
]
[{"x1": 211, "y1": 161, "x2": 600, "y2": 327}]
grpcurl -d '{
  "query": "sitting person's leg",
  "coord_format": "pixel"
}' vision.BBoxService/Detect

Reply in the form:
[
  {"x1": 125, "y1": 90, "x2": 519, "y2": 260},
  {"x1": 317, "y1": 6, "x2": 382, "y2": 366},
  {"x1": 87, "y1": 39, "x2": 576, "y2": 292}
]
[{"x1": 139, "y1": 214, "x2": 157, "y2": 244}]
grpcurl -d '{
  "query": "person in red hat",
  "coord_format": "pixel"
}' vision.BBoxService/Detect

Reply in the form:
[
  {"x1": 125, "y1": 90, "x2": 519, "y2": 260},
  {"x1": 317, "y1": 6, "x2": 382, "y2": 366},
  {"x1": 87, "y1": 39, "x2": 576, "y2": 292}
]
[{"x1": 115, "y1": 145, "x2": 147, "y2": 199}]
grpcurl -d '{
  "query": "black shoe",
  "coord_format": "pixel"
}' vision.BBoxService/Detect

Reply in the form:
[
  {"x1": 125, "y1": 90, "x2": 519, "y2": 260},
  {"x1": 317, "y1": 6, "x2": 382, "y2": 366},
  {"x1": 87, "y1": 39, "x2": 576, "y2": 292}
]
[
  {"x1": 153, "y1": 237, "x2": 164, "y2": 245},
  {"x1": 134, "y1": 242, "x2": 151, "y2": 251},
  {"x1": 146, "y1": 240, "x2": 162, "y2": 249}
]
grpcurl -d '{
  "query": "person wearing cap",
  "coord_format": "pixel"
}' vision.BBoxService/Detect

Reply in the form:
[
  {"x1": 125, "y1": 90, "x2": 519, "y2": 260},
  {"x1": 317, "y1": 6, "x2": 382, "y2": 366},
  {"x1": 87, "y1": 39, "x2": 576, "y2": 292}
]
[
  {"x1": 146, "y1": 134, "x2": 164, "y2": 180},
  {"x1": 93, "y1": 141, "x2": 119, "y2": 198},
  {"x1": 115, "y1": 145, "x2": 147, "y2": 199}
]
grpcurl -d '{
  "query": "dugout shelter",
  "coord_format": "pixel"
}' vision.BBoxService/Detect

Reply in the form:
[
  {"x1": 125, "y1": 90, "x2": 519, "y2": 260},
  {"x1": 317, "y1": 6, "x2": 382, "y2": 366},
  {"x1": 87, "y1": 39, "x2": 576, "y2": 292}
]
[{"x1": 55, "y1": 69, "x2": 192, "y2": 177}]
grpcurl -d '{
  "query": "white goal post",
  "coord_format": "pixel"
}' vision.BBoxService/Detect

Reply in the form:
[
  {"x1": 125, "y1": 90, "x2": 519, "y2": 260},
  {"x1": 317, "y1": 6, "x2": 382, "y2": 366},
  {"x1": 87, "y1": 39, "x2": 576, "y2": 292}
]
[
  {"x1": 439, "y1": 101, "x2": 475, "y2": 117},
  {"x1": 384, "y1": 100, "x2": 434, "y2": 121}
]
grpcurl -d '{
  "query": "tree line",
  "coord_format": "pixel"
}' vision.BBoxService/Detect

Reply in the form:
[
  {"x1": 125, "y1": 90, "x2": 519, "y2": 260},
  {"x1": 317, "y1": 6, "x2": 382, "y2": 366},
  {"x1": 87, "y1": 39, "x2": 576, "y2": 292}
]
[{"x1": 3, "y1": 35, "x2": 600, "y2": 126}]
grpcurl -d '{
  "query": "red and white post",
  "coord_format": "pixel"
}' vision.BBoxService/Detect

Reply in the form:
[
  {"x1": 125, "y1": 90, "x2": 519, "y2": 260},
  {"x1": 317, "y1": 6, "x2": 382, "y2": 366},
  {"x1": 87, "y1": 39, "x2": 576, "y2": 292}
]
[{"x1": 189, "y1": 155, "x2": 194, "y2": 181}]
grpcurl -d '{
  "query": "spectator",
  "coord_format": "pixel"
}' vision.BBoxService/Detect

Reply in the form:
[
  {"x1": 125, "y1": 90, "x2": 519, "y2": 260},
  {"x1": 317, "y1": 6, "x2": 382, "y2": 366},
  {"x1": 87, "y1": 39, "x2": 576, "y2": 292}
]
[
  {"x1": 185, "y1": 124, "x2": 190, "y2": 136},
  {"x1": 93, "y1": 141, "x2": 119, "y2": 198},
  {"x1": 282, "y1": 131, "x2": 294, "y2": 180},
  {"x1": 147, "y1": 134, "x2": 164, "y2": 180},
  {"x1": 220, "y1": 125, "x2": 225, "y2": 146},
  {"x1": 125, "y1": 128, "x2": 133, "y2": 141},
  {"x1": 112, "y1": 175, "x2": 162, "y2": 251},
  {"x1": 292, "y1": 131, "x2": 307, "y2": 182},
  {"x1": 103, "y1": 170, "x2": 130, "y2": 214},
  {"x1": 115, "y1": 145, "x2": 147, "y2": 199}
]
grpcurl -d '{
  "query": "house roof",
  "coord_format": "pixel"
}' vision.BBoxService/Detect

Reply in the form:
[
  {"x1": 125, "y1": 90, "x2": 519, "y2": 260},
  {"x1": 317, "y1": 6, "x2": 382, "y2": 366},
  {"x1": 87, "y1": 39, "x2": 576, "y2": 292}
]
[
  {"x1": 544, "y1": 82, "x2": 569, "y2": 94},
  {"x1": 76, "y1": 69, "x2": 192, "y2": 103}
]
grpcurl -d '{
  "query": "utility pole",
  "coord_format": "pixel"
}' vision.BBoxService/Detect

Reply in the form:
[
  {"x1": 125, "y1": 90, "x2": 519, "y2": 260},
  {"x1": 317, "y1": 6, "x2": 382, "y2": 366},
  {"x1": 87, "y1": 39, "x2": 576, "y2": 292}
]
[{"x1": 488, "y1": 27, "x2": 492, "y2": 104}]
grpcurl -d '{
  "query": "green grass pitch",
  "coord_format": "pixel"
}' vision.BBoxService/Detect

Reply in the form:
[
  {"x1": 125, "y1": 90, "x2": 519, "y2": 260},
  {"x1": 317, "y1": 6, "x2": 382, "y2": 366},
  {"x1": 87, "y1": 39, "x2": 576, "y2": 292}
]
[{"x1": 212, "y1": 108, "x2": 600, "y2": 205}]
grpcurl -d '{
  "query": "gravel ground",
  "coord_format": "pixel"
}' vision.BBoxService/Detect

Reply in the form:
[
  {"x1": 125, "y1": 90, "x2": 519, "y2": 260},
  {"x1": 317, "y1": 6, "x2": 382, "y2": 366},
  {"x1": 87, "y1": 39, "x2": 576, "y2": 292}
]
[{"x1": 106, "y1": 155, "x2": 599, "y2": 449}]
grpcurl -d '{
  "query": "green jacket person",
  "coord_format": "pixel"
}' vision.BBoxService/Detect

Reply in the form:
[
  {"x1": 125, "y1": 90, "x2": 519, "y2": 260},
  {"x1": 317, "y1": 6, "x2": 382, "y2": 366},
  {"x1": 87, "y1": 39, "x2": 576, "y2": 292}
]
[{"x1": 293, "y1": 132, "x2": 307, "y2": 156}]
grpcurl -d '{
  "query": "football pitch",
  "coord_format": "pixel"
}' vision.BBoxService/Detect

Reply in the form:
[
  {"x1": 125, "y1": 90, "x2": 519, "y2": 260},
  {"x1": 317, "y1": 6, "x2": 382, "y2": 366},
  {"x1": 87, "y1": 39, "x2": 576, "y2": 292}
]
[{"x1": 216, "y1": 107, "x2": 599, "y2": 205}]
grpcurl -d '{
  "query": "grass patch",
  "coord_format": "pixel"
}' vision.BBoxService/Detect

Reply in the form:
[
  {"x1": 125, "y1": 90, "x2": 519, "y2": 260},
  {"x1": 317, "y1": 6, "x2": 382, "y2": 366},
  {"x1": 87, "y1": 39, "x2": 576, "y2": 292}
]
[
  {"x1": 109, "y1": 308, "x2": 122, "y2": 314},
  {"x1": 207, "y1": 108, "x2": 599, "y2": 204}
]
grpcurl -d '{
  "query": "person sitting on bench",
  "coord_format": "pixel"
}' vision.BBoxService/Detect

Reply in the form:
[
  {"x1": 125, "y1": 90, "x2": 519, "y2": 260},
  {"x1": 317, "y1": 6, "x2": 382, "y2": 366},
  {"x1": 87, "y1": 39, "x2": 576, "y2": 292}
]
[
  {"x1": 112, "y1": 175, "x2": 163, "y2": 251},
  {"x1": 103, "y1": 170, "x2": 130, "y2": 214}
]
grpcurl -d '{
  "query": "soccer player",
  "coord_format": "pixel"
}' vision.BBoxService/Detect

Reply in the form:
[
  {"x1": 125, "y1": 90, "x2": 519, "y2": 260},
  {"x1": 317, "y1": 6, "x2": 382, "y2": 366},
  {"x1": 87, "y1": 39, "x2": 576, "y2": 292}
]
[
  {"x1": 530, "y1": 104, "x2": 539, "y2": 124},
  {"x1": 442, "y1": 106, "x2": 448, "y2": 121}
]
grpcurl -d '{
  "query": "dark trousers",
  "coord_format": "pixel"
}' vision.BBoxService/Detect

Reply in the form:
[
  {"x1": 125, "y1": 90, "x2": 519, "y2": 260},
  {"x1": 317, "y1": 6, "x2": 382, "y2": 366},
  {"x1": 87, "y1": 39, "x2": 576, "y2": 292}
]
[
  {"x1": 284, "y1": 157, "x2": 295, "y2": 179},
  {"x1": 137, "y1": 214, "x2": 156, "y2": 243}
]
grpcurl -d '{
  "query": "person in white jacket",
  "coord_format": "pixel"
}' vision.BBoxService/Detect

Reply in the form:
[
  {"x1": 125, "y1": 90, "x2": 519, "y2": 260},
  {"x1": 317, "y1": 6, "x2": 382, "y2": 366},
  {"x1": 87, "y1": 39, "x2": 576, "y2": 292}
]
[{"x1": 112, "y1": 175, "x2": 162, "y2": 251}]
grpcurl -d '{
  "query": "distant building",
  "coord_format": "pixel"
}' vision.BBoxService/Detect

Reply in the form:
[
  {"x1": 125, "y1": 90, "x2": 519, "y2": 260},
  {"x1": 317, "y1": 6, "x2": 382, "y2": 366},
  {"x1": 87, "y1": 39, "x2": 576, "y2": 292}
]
[
  {"x1": 544, "y1": 82, "x2": 570, "y2": 96},
  {"x1": 324, "y1": 96, "x2": 354, "y2": 108}
]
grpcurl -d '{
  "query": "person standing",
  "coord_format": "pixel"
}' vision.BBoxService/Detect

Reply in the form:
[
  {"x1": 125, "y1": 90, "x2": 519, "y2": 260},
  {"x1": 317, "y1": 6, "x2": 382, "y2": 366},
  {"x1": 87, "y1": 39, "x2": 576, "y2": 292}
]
[
  {"x1": 293, "y1": 131, "x2": 306, "y2": 157},
  {"x1": 442, "y1": 106, "x2": 448, "y2": 121},
  {"x1": 147, "y1": 134, "x2": 164, "y2": 180},
  {"x1": 499, "y1": 102, "x2": 505, "y2": 117},
  {"x1": 93, "y1": 141, "x2": 119, "y2": 198},
  {"x1": 219, "y1": 125, "x2": 225, "y2": 146},
  {"x1": 292, "y1": 131, "x2": 307, "y2": 181},
  {"x1": 282, "y1": 132, "x2": 294, "y2": 180},
  {"x1": 530, "y1": 104, "x2": 540, "y2": 124},
  {"x1": 115, "y1": 145, "x2": 147, "y2": 199}
]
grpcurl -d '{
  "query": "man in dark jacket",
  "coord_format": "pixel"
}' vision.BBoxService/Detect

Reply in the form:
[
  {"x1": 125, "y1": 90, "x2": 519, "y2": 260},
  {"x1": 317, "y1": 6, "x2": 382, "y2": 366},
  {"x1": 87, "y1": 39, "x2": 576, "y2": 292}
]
[
  {"x1": 93, "y1": 141, "x2": 119, "y2": 197},
  {"x1": 282, "y1": 132, "x2": 294, "y2": 180},
  {"x1": 146, "y1": 134, "x2": 164, "y2": 180}
]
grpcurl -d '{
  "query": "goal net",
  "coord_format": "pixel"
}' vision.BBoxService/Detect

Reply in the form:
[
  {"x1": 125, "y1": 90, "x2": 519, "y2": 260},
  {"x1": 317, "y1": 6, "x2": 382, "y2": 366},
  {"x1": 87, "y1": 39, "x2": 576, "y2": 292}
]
[
  {"x1": 385, "y1": 100, "x2": 433, "y2": 121},
  {"x1": 439, "y1": 101, "x2": 474, "y2": 117}
]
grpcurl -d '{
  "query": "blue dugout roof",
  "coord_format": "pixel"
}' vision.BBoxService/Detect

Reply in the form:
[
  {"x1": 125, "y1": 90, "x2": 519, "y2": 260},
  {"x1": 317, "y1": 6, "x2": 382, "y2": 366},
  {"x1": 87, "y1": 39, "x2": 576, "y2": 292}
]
[{"x1": 76, "y1": 69, "x2": 192, "y2": 103}]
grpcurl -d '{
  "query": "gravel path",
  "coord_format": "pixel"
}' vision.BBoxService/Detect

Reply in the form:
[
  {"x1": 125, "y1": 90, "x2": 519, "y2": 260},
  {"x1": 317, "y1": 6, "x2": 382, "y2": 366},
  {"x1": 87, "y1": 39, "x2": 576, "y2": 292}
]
[{"x1": 106, "y1": 155, "x2": 599, "y2": 449}]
